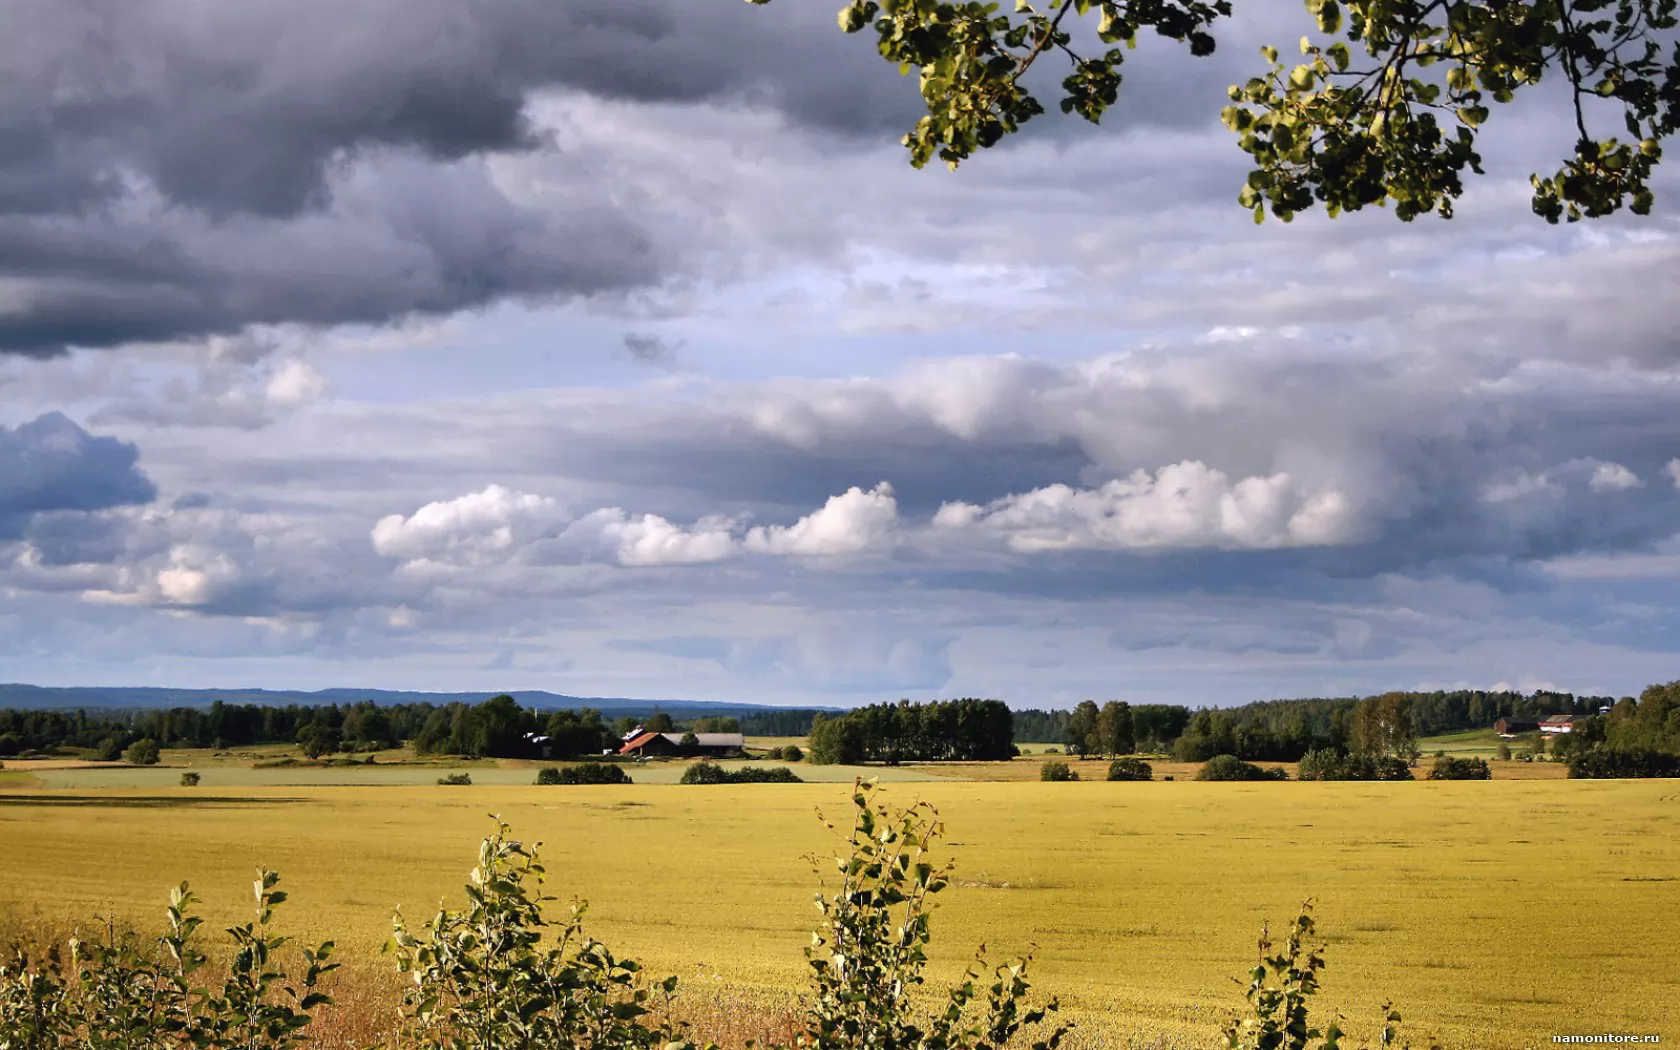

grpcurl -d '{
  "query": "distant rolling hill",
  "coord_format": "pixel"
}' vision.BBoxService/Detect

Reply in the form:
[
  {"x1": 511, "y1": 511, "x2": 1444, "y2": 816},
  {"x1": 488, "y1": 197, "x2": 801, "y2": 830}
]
[{"x1": 0, "y1": 683, "x2": 836, "y2": 715}]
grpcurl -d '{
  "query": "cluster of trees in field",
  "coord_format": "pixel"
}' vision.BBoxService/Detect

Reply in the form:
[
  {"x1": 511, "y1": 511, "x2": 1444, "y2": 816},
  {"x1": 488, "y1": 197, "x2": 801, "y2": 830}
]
[
  {"x1": 808, "y1": 699, "x2": 1014, "y2": 764},
  {"x1": 1556, "y1": 681, "x2": 1680, "y2": 778},
  {"x1": 1010, "y1": 705, "x2": 1189, "y2": 748}
]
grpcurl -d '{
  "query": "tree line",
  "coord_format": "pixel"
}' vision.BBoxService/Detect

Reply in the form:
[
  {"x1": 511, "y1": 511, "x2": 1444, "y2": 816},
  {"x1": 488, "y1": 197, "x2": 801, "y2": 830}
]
[
  {"x1": 0, "y1": 697, "x2": 826, "y2": 762},
  {"x1": 5, "y1": 685, "x2": 1669, "y2": 772}
]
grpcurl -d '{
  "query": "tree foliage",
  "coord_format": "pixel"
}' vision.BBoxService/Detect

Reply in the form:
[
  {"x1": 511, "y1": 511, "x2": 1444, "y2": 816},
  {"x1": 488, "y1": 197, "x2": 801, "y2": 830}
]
[
  {"x1": 748, "y1": 0, "x2": 1679, "y2": 223},
  {"x1": 121, "y1": 738, "x2": 160, "y2": 766},
  {"x1": 796, "y1": 781, "x2": 1070, "y2": 1050},
  {"x1": 389, "y1": 821, "x2": 694, "y2": 1050}
]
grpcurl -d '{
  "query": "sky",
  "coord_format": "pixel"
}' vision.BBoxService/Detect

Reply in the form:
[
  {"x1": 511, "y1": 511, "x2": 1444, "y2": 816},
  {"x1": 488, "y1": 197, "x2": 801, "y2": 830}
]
[{"x1": 3, "y1": 0, "x2": 1680, "y2": 709}]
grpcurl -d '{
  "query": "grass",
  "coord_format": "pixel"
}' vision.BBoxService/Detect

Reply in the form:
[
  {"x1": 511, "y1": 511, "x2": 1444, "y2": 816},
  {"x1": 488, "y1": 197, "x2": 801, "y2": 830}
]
[{"x1": 0, "y1": 777, "x2": 1674, "y2": 1048}]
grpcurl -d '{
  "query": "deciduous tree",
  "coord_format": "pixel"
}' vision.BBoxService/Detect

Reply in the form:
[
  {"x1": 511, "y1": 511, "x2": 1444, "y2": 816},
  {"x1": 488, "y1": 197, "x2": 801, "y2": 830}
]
[{"x1": 749, "y1": 0, "x2": 1678, "y2": 223}]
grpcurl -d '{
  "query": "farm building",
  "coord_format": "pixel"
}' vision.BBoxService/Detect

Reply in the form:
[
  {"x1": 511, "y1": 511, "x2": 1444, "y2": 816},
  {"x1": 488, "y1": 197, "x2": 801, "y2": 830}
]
[
  {"x1": 1494, "y1": 719, "x2": 1540, "y2": 737},
  {"x1": 619, "y1": 731, "x2": 745, "y2": 758},
  {"x1": 1539, "y1": 714, "x2": 1577, "y2": 735}
]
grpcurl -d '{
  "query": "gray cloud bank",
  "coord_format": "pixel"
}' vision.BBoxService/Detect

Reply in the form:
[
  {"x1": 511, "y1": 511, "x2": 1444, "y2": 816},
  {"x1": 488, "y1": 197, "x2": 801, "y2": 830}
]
[{"x1": 0, "y1": 0, "x2": 941, "y2": 358}]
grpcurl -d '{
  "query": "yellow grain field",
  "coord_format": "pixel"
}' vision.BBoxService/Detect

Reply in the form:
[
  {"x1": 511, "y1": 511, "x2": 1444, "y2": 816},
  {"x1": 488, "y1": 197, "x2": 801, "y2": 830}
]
[{"x1": 0, "y1": 779, "x2": 1674, "y2": 1049}]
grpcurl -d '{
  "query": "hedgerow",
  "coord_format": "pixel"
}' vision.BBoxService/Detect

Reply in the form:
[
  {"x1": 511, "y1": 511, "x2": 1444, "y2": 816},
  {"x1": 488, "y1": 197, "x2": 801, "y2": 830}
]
[
  {"x1": 534, "y1": 763, "x2": 633, "y2": 785},
  {"x1": 1296, "y1": 750, "x2": 1413, "y2": 781},
  {"x1": 679, "y1": 761, "x2": 802, "y2": 784},
  {"x1": 1427, "y1": 757, "x2": 1492, "y2": 781}
]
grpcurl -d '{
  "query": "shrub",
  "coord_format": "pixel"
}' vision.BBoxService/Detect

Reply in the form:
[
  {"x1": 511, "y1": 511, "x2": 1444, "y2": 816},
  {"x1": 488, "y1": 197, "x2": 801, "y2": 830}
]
[
  {"x1": 1568, "y1": 747, "x2": 1680, "y2": 779},
  {"x1": 1197, "y1": 755, "x2": 1289, "y2": 781},
  {"x1": 781, "y1": 744, "x2": 803, "y2": 763},
  {"x1": 1428, "y1": 756, "x2": 1492, "y2": 780},
  {"x1": 1223, "y1": 902, "x2": 1417, "y2": 1050},
  {"x1": 679, "y1": 761, "x2": 728, "y2": 785},
  {"x1": 1296, "y1": 749, "x2": 1413, "y2": 781},
  {"x1": 0, "y1": 872, "x2": 335, "y2": 1050},
  {"x1": 680, "y1": 761, "x2": 800, "y2": 784},
  {"x1": 1042, "y1": 746, "x2": 1061, "y2": 754},
  {"x1": 790, "y1": 781, "x2": 1069, "y2": 1050},
  {"x1": 93, "y1": 736, "x2": 124, "y2": 762},
  {"x1": 1039, "y1": 759, "x2": 1079, "y2": 781},
  {"x1": 389, "y1": 821, "x2": 696, "y2": 1050},
  {"x1": 436, "y1": 772, "x2": 473, "y2": 786},
  {"x1": 729, "y1": 765, "x2": 802, "y2": 783},
  {"x1": 179, "y1": 772, "x2": 201, "y2": 787},
  {"x1": 1163, "y1": 774, "x2": 1174, "y2": 781},
  {"x1": 537, "y1": 763, "x2": 634, "y2": 786},
  {"x1": 1496, "y1": 741, "x2": 1512, "y2": 760},
  {"x1": 122, "y1": 738, "x2": 161, "y2": 766},
  {"x1": 1106, "y1": 758, "x2": 1153, "y2": 781}
]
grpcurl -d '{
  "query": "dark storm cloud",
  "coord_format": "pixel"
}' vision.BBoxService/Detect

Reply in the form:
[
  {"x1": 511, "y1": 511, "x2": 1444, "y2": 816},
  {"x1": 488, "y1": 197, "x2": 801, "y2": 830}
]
[
  {"x1": 0, "y1": 0, "x2": 926, "y2": 222},
  {"x1": 0, "y1": 412, "x2": 156, "y2": 536},
  {"x1": 0, "y1": 0, "x2": 909, "y2": 357},
  {"x1": 0, "y1": 155, "x2": 658, "y2": 357}
]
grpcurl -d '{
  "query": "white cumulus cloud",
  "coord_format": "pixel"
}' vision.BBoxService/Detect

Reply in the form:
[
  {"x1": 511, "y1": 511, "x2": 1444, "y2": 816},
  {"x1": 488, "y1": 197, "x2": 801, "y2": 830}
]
[
  {"x1": 745, "y1": 482, "x2": 899, "y2": 556},
  {"x1": 371, "y1": 484, "x2": 560, "y2": 566},
  {"x1": 591, "y1": 510, "x2": 740, "y2": 567},
  {"x1": 264, "y1": 359, "x2": 329, "y2": 408},
  {"x1": 1587, "y1": 461, "x2": 1642, "y2": 492},
  {"x1": 932, "y1": 461, "x2": 1356, "y2": 551}
]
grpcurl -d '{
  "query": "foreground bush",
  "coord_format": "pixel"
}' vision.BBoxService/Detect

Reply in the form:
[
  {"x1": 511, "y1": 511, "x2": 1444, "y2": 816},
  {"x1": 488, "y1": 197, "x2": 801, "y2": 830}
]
[
  {"x1": 1428, "y1": 756, "x2": 1492, "y2": 780},
  {"x1": 390, "y1": 823, "x2": 695, "y2": 1050},
  {"x1": 1039, "y1": 759, "x2": 1078, "y2": 781},
  {"x1": 680, "y1": 761, "x2": 802, "y2": 785},
  {"x1": 0, "y1": 873, "x2": 335, "y2": 1049},
  {"x1": 1106, "y1": 758, "x2": 1153, "y2": 781},
  {"x1": 1197, "y1": 755, "x2": 1289, "y2": 781},
  {"x1": 535, "y1": 763, "x2": 633, "y2": 786},
  {"x1": 436, "y1": 772, "x2": 472, "y2": 786},
  {"x1": 1296, "y1": 749, "x2": 1414, "y2": 781},
  {"x1": 1568, "y1": 747, "x2": 1680, "y2": 779}
]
